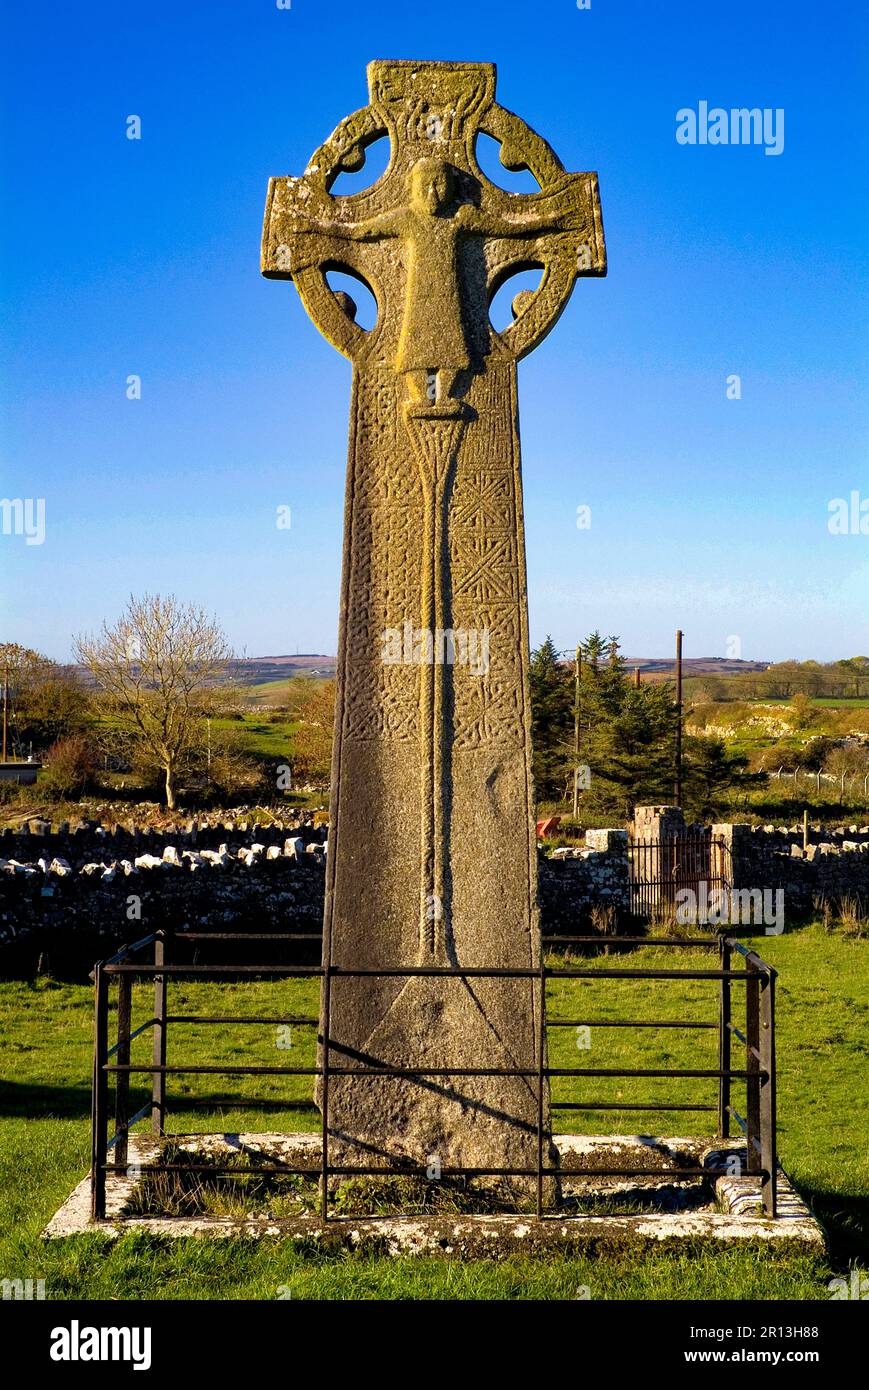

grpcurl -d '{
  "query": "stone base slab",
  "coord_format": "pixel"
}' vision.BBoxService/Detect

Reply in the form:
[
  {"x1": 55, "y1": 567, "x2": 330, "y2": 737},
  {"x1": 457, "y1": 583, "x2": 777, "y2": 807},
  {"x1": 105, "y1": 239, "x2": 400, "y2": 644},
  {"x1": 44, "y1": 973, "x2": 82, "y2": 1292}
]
[{"x1": 43, "y1": 1132, "x2": 824, "y2": 1251}]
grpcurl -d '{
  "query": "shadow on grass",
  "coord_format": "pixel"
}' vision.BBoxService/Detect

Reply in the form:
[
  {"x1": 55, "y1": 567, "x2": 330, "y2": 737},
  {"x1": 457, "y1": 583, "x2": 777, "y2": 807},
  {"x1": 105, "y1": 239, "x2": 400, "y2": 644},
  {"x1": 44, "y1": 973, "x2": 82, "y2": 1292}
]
[
  {"x1": 795, "y1": 1181, "x2": 869, "y2": 1268},
  {"x1": 0, "y1": 1079, "x2": 93, "y2": 1120},
  {"x1": 0, "y1": 1080, "x2": 320, "y2": 1123}
]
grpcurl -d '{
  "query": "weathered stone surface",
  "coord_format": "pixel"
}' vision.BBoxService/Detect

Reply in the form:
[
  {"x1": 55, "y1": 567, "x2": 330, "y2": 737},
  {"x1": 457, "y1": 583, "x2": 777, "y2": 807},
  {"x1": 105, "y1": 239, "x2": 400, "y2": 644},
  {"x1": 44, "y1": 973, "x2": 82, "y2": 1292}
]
[
  {"x1": 263, "y1": 61, "x2": 606, "y2": 1182},
  {"x1": 44, "y1": 1132, "x2": 824, "y2": 1250}
]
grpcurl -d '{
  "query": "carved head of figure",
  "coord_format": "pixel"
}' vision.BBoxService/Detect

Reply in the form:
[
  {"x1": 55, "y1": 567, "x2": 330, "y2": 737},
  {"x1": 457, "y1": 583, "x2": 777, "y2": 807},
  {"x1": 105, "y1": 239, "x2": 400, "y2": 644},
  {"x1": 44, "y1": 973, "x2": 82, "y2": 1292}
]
[{"x1": 408, "y1": 157, "x2": 455, "y2": 216}]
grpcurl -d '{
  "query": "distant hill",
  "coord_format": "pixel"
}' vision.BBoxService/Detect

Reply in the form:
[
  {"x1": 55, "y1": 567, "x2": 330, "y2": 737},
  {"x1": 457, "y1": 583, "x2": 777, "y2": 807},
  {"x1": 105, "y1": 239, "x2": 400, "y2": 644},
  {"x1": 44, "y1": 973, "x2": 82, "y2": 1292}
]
[
  {"x1": 232, "y1": 654, "x2": 768, "y2": 685},
  {"x1": 233, "y1": 655, "x2": 336, "y2": 684},
  {"x1": 621, "y1": 657, "x2": 770, "y2": 677},
  {"x1": 72, "y1": 653, "x2": 763, "y2": 691},
  {"x1": 236, "y1": 654, "x2": 769, "y2": 688},
  {"x1": 71, "y1": 654, "x2": 337, "y2": 690}
]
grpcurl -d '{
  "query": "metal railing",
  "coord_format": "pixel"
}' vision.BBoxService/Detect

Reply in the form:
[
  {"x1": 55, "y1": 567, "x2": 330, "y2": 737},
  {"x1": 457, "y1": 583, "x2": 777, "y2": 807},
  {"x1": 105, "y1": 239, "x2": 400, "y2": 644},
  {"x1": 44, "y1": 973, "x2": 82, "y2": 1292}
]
[
  {"x1": 628, "y1": 832, "x2": 733, "y2": 918},
  {"x1": 91, "y1": 929, "x2": 778, "y2": 1221}
]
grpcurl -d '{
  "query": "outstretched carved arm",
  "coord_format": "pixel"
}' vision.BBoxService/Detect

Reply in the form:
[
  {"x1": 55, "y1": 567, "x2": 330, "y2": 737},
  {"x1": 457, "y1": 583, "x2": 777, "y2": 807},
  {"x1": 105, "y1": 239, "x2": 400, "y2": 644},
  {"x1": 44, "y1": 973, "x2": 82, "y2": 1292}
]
[
  {"x1": 456, "y1": 173, "x2": 598, "y2": 241},
  {"x1": 263, "y1": 177, "x2": 406, "y2": 275},
  {"x1": 458, "y1": 199, "x2": 591, "y2": 240},
  {"x1": 288, "y1": 202, "x2": 404, "y2": 244}
]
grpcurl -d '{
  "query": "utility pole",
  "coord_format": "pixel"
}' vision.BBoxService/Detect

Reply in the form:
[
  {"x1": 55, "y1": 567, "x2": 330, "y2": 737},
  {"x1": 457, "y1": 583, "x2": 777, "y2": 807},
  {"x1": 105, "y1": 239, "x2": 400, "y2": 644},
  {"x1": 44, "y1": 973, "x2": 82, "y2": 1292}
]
[
  {"x1": 572, "y1": 644, "x2": 581, "y2": 818},
  {"x1": 674, "y1": 629, "x2": 683, "y2": 808},
  {"x1": 2, "y1": 651, "x2": 8, "y2": 762}
]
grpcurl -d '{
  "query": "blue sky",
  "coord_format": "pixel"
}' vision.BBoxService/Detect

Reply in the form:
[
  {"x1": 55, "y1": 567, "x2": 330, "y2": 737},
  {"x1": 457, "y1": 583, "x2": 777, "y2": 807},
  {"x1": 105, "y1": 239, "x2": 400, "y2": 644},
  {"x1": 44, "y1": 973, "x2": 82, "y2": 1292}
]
[{"x1": 1, "y1": 0, "x2": 867, "y2": 664}]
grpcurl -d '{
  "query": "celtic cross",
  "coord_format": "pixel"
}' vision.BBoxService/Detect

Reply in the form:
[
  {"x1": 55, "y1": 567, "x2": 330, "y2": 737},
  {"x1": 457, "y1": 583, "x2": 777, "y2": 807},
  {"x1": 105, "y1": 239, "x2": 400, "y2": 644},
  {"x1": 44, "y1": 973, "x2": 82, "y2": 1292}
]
[{"x1": 263, "y1": 61, "x2": 606, "y2": 1183}]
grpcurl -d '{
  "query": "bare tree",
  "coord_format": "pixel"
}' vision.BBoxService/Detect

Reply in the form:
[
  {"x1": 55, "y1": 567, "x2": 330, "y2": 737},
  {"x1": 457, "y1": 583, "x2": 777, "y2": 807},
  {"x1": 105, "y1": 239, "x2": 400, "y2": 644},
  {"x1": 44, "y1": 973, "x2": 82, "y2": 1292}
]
[
  {"x1": 824, "y1": 744, "x2": 868, "y2": 803},
  {"x1": 0, "y1": 643, "x2": 43, "y2": 759},
  {"x1": 75, "y1": 594, "x2": 232, "y2": 809},
  {"x1": 291, "y1": 680, "x2": 335, "y2": 785}
]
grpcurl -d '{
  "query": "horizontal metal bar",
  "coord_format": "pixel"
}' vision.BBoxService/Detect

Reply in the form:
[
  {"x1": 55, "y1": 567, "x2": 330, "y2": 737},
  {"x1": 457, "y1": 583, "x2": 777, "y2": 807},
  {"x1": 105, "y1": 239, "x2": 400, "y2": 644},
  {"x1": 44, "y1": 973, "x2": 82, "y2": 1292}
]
[
  {"x1": 164, "y1": 1015, "x2": 319, "y2": 1026},
  {"x1": 105, "y1": 964, "x2": 325, "y2": 976},
  {"x1": 560, "y1": 1168, "x2": 713, "y2": 1178},
  {"x1": 328, "y1": 967, "x2": 542, "y2": 978},
  {"x1": 179, "y1": 933, "x2": 323, "y2": 941},
  {"x1": 106, "y1": 1065, "x2": 324, "y2": 1075},
  {"x1": 552, "y1": 1102, "x2": 717, "y2": 1111},
  {"x1": 105, "y1": 1063, "x2": 760, "y2": 1079},
  {"x1": 551, "y1": 1068, "x2": 754, "y2": 1077},
  {"x1": 102, "y1": 1162, "x2": 323, "y2": 1176},
  {"x1": 103, "y1": 962, "x2": 750, "y2": 981},
  {"x1": 101, "y1": 1162, "x2": 722, "y2": 1180},
  {"x1": 175, "y1": 1098, "x2": 319, "y2": 1109},
  {"x1": 545, "y1": 936, "x2": 721, "y2": 947},
  {"x1": 547, "y1": 1020, "x2": 717, "y2": 1029},
  {"x1": 546, "y1": 969, "x2": 745, "y2": 980},
  {"x1": 102, "y1": 1163, "x2": 562, "y2": 1178}
]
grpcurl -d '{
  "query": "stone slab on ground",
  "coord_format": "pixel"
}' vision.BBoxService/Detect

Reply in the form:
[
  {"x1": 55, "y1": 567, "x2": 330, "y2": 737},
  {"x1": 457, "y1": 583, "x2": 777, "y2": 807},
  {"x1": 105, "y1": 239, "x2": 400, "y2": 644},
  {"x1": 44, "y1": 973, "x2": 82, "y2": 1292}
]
[{"x1": 43, "y1": 1133, "x2": 824, "y2": 1251}]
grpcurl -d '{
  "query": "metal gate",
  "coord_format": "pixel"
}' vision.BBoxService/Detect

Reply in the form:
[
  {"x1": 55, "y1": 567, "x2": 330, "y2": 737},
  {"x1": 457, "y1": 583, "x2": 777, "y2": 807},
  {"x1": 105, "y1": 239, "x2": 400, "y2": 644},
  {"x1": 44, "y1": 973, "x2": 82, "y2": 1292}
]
[{"x1": 629, "y1": 830, "x2": 732, "y2": 919}]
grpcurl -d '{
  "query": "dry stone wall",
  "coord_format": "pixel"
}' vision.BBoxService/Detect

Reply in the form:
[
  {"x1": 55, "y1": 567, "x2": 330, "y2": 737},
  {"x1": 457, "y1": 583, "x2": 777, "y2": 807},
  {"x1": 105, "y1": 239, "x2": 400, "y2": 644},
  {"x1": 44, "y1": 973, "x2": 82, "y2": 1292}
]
[
  {"x1": 4, "y1": 812, "x2": 868, "y2": 977},
  {"x1": 713, "y1": 822, "x2": 869, "y2": 912}
]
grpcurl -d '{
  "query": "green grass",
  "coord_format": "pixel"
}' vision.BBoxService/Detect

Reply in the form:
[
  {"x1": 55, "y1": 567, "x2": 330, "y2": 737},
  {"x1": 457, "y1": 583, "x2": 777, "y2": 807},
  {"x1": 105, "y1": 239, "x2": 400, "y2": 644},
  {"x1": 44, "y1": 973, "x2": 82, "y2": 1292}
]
[
  {"x1": 243, "y1": 676, "x2": 330, "y2": 703},
  {"x1": 0, "y1": 924, "x2": 865, "y2": 1299},
  {"x1": 209, "y1": 714, "x2": 300, "y2": 761},
  {"x1": 93, "y1": 707, "x2": 300, "y2": 763}
]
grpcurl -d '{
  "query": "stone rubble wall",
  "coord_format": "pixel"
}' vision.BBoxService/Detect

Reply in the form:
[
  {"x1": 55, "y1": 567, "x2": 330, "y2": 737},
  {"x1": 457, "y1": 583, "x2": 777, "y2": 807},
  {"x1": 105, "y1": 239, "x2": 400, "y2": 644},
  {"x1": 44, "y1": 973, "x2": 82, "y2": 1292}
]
[
  {"x1": 0, "y1": 813, "x2": 325, "y2": 870},
  {"x1": 3, "y1": 813, "x2": 868, "y2": 977},
  {"x1": 712, "y1": 822, "x2": 869, "y2": 911},
  {"x1": 0, "y1": 816, "x2": 327, "y2": 978},
  {"x1": 538, "y1": 830, "x2": 631, "y2": 932}
]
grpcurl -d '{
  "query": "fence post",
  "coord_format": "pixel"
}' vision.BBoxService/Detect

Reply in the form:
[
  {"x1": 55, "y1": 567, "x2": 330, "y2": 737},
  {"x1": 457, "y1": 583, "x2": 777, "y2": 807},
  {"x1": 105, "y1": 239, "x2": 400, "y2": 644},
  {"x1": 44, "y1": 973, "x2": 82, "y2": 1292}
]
[
  {"x1": 151, "y1": 930, "x2": 168, "y2": 1135},
  {"x1": 536, "y1": 955, "x2": 546, "y2": 1220},
  {"x1": 745, "y1": 956, "x2": 762, "y2": 1174},
  {"x1": 91, "y1": 964, "x2": 109, "y2": 1220},
  {"x1": 320, "y1": 961, "x2": 331, "y2": 1222},
  {"x1": 114, "y1": 971, "x2": 132, "y2": 1168},
  {"x1": 717, "y1": 937, "x2": 731, "y2": 1138},
  {"x1": 759, "y1": 970, "x2": 777, "y2": 1217}
]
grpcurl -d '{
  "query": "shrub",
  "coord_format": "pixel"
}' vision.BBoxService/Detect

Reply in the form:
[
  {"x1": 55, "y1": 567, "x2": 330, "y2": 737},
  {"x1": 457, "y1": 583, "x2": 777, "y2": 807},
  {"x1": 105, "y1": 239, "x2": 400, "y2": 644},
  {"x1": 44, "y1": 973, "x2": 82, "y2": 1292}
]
[{"x1": 40, "y1": 734, "x2": 98, "y2": 799}]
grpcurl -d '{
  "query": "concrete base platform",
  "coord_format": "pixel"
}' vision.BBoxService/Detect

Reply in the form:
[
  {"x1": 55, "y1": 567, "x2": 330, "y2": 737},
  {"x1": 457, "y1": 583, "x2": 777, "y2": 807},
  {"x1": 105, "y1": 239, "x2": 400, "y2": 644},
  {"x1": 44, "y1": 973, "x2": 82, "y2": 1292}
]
[{"x1": 43, "y1": 1133, "x2": 824, "y2": 1252}]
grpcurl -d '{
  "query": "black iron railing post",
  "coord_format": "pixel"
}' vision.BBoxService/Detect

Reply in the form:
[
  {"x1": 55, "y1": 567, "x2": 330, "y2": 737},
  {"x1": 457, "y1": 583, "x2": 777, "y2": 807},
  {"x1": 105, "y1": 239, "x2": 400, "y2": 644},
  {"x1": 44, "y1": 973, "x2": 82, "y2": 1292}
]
[
  {"x1": 114, "y1": 971, "x2": 132, "y2": 1168},
  {"x1": 760, "y1": 968, "x2": 777, "y2": 1216},
  {"x1": 321, "y1": 960, "x2": 332, "y2": 1222},
  {"x1": 91, "y1": 963, "x2": 109, "y2": 1220},
  {"x1": 536, "y1": 954, "x2": 546, "y2": 1221},
  {"x1": 151, "y1": 930, "x2": 168, "y2": 1134},
  {"x1": 718, "y1": 936, "x2": 731, "y2": 1138},
  {"x1": 745, "y1": 956, "x2": 762, "y2": 1174}
]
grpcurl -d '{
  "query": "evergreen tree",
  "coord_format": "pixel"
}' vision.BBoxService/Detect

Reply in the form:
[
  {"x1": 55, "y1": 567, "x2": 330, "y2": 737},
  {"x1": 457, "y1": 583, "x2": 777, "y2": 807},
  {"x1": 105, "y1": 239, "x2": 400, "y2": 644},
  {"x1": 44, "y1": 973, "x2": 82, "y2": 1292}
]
[
  {"x1": 682, "y1": 735, "x2": 763, "y2": 821},
  {"x1": 529, "y1": 631, "x2": 763, "y2": 820},
  {"x1": 529, "y1": 637, "x2": 573, "y2": 800}
]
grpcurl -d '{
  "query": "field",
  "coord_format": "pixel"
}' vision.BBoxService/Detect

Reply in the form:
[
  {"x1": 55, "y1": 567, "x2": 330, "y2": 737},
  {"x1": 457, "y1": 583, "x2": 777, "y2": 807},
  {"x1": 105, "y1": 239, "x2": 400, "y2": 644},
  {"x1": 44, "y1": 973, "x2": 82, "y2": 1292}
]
[
  {"x1": 0, "y1": 922, "x2": 865, "y2": 1299},
  {"x1": 208, "y1": 713, "x2": 299, "y2": 760}
]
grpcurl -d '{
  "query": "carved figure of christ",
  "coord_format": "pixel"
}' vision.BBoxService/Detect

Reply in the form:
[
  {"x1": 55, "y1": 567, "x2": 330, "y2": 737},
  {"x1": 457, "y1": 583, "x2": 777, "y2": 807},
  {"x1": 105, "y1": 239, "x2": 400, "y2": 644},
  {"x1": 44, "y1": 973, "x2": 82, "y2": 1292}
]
[{"x1": 282, "y1": 154, "x2": 584, "y2": 403}]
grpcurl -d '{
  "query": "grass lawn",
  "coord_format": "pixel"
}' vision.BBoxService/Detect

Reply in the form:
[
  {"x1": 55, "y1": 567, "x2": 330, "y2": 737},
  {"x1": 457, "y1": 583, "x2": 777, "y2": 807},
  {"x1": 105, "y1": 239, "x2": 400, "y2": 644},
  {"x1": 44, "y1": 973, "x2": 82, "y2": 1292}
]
[
  {"x1": 209, "y1": 714, "x2": 300, "y2": 761},
  {"x1": 0, "y1": 923, "x2": 865, "y2": 1300},
  {"x1": 243, "y1": 676, "x2": 331, "y2": 703}
]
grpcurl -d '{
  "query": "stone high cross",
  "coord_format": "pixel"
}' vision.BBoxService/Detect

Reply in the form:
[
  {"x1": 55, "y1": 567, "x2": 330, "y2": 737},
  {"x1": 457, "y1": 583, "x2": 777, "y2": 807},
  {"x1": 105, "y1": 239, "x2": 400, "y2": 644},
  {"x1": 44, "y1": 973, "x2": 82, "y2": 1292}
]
[{"x1": 263, "y1": 61, "x2": 605, "y2": 1185}]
